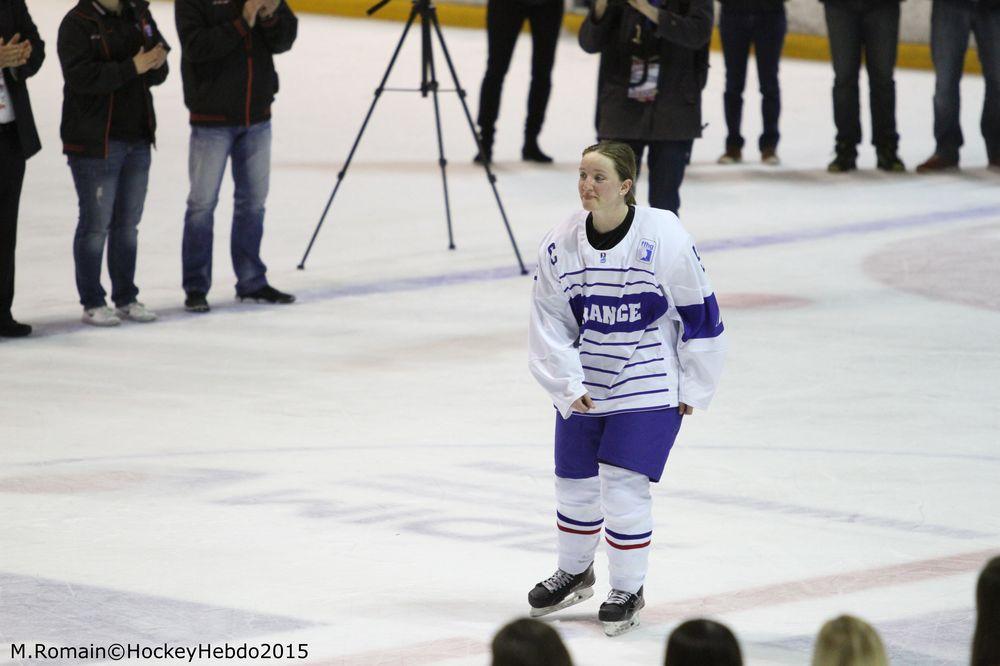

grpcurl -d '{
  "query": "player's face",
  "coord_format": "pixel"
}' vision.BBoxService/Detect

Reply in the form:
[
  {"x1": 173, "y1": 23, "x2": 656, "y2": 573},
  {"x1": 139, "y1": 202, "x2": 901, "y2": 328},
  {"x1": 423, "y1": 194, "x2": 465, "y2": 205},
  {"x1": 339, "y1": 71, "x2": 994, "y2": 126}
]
[{"x1": 578, "y1": 152, "x2": 631, "y2": 212}]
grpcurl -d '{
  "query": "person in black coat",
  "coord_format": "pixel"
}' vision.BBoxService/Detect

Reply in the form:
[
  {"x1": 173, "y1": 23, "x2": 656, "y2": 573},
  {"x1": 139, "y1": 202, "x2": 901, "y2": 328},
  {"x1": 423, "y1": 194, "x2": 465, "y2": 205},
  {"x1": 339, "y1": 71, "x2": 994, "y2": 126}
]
[
  {"x1": 579, "y1": 0, "x2": 713, "y2": 215},
  {"x1": 0, "y1": 0, "x2": 44, "y2": 338},
  {"x1": 475, "y1": 0, "x2": 564, "y2": 164},
  {"x1": 821, "y1": 0, "x2": 905, "y2": 173},
  {"x1": 59, "y1": 0, "x2": 170, "y2": 326}
]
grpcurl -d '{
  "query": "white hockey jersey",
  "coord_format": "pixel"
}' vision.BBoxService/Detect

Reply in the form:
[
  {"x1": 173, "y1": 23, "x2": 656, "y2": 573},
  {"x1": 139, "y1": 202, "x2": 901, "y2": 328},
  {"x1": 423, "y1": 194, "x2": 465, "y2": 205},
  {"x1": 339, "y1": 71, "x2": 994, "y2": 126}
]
[{"x1": 529, "y1": 206, "x2": 727, "y2": 419}]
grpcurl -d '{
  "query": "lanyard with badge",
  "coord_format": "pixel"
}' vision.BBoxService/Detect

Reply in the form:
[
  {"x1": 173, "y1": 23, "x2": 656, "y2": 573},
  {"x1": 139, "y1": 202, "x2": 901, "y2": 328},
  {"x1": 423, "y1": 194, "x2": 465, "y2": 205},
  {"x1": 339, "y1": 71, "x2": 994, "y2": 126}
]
[{"x1": 627, "y1": 0, "x2": 663, "y2": 103}]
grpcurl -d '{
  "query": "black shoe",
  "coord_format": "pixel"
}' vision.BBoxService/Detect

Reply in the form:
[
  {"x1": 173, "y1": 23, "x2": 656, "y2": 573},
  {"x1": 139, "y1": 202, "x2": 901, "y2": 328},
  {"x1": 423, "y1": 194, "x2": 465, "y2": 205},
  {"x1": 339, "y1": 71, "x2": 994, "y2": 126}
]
[
  {"x1": 473, "y1": 147, "x2": 492, "y2": 166},
  {"x1": 238, "y1": 285, "x2": 296, "y2": 304},
  {"x1": 599, "y1": 587, "x2": 645, "y2": 636},
  {"x1": 0, "y1": 319, "x2": 32, "y2": 337},
  {"x1": 522, "y1": 138, "x2": 553, "y2": 163},
  {"x1": 827, "y1": 152, "x2": 857, "y2": 173},
  {"x1": 185, "y1": 292, "x2": 210, "y2": 313},
  {"x1": 877, "y1": 149, "x2": 906, "y2": 172},
  {"x1": 474, "y1": 129, "x2": 494, "y2": 166},
  {"x1": 527, "y1": 563, "x2": 596, "y2": 617}
]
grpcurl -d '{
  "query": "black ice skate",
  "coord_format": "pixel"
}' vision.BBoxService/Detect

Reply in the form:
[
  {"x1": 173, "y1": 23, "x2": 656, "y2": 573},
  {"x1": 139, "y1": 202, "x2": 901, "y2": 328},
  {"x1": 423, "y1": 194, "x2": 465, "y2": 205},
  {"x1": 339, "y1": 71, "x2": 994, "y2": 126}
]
[
  {"x1": 527, "y1": 564, "x2": 595, "y2": 617},
  {"x1": 598, "y1": 587, "x2": 645, "y2": 636}
]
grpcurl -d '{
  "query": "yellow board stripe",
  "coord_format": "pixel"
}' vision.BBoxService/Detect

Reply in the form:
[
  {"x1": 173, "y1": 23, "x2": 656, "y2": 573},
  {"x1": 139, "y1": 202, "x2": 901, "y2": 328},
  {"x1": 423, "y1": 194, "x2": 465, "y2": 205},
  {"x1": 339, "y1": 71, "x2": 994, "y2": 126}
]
[{"x1": 286, "y1": 0, "x2": 982, "y2": 75}]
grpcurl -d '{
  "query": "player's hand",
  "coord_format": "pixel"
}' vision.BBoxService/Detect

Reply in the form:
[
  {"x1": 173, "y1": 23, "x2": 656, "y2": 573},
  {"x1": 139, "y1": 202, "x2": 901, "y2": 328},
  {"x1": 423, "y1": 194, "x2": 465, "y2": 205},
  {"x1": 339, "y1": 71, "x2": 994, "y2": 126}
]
[
  {"x1": 571, "y1": 394, "x2": 595, "y2": 414},
  {"x1": 243, "y1": 0, "x2": 266, "y2": 27},
  {"x1": 678, "y1": 403, "x2": 693, "y2": 416}
]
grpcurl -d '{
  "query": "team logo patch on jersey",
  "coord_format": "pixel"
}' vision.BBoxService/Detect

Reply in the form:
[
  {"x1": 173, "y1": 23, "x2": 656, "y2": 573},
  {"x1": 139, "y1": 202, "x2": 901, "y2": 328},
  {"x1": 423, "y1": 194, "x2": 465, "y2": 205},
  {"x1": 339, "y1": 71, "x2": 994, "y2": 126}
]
[
  {"x1": 600, "y1": 252, "x2": 607, "y2": 264},
  {"x1": 637, "y1": 239, "x2": 656, "y2": 263}
]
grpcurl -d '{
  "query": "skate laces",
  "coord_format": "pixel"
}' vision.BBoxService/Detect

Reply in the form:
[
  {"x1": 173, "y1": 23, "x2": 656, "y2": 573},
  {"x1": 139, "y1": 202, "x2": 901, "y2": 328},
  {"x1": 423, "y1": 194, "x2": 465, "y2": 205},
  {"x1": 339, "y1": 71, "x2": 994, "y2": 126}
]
[
  {"x1": 541, "y1": 569, "x2": 575, "y2": 593},
  {"x1": 606, "y1": 589, "x2": 633, "y2": 606}
]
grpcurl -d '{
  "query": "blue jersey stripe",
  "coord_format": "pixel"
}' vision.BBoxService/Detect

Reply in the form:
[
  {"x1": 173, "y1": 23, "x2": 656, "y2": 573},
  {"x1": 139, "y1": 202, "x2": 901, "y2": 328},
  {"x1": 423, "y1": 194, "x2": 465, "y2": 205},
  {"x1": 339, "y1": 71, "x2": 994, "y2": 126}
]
[
  {"x1": 581, "y1": 337, "x2": 643, "y2": 347},
  {"x1": 676, "y1": 293, "x2": 725, "y2": 342},
  {"x1": 558, "y1": 266, "x2": 657, "y2": 279},
  {"x1": 564, "y1": 280, "x2": 659, "y2": 292},
  {"x1": 623, "y1": 357, "x2": 664, "y2": 369},
  {"x1": 580, "y1": 350, "x2": 630, "y2": 361},
  {"x1": 592, "y1": 388, "x2": 671, "y2": 402},
  {"x1": 584, "y1": 373, "x2": 668, "y2": 390}
]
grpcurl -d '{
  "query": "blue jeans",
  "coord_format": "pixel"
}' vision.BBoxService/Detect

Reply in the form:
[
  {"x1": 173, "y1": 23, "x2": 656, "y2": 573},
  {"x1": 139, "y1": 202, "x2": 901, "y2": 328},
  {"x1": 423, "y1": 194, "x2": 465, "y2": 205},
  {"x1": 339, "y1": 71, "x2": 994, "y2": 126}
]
[
  {"x1": 931, "y1": 0, "x2": 1000, "y2": 163},
  {"x1": 182, "y1": 121, "x2": 271, "y2": 297},
  {"x1": 618, "y1": 139, "x2": 694, "y2": 215},
  {"x1": 719, "y1": 6, "x2": 787, "y2": 151},
  {"x1": 69, "y1": 141, "x2": 151, "y2": 309},
  {"x1": 824, "y1": 1, "x2": 901, "y2": 153}
]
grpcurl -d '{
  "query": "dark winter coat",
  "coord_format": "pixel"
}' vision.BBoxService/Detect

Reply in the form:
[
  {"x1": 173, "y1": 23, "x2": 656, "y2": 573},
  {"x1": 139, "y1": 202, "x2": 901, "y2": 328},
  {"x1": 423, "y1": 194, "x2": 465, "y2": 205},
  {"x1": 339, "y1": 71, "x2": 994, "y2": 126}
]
[
  {"x1": 718, "y1": 0, "x2": 786, "y2": 11},
  {"x1": 57, "y1": 0, "x2": 170, "y2": 158},
  {"x1": 175, "y1": 0, "x2": 297, "y2": 127},
  {"x1": 0, "y1": 0, "x2": 45, "y2": 159},
  {"x1": 579, "y1": 0, "x2": 713, "y2": 142}
]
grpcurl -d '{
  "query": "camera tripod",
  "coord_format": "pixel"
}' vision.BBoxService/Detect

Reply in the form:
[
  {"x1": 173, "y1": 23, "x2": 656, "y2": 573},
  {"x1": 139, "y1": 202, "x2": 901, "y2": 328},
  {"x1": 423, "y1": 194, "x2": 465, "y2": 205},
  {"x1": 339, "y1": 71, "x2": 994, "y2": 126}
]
[{"x1": 297, "y1": 0, "x2": 527, "y2": 274}]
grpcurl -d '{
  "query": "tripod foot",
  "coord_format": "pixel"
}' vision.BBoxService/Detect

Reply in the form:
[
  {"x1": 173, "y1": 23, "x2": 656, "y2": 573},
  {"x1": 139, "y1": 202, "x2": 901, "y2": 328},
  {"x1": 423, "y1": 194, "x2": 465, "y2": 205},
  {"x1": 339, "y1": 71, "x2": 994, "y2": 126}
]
[{"x1": 297, "y1": 264, "x2": 305, "y2": 270}]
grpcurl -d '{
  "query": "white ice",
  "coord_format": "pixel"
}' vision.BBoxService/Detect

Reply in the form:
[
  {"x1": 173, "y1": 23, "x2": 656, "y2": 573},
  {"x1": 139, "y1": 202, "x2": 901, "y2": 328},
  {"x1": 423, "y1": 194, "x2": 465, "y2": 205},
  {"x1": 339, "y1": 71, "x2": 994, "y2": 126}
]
[{"x1": 1, "y1": 3, "x2": 999, "y2": 665}]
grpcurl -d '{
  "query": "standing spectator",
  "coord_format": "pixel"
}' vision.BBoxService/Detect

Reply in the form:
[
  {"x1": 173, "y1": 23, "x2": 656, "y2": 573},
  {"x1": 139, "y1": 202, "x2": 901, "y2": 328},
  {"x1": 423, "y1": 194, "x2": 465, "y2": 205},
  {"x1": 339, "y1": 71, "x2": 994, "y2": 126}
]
[
  {"x1": 59, "y1": 0, "x2": 169, "y2": 327},
  {"x1": 475, "y1": 0, "x2": 563, "y2": 165},
  {"x1": 175, "y1": 0, "x2": 297, "y2": 313},
  {"x1": 821, "y1": 0, "x2": 906, "y2": 173},
  {"x1": 664, "y1": 619, "x2": 744, "y2": 665},
  {"x1": 491, "y1": 618, "x2": 573, "y2": 666},
  {"x1": 716, "y1": 0, "x2": 787, "y2": 166},
  {"x1": 579, "y1": 0, "x2": 713, "y2": 214},
  {"x1": 972, "y1": 555, "x2": 1000, "y2": 666},
  {"x1": 811, "y1": 615, "x2": 888, "y2": 666},
  {"x1": 917, "y1": 0, "x2": 1000, "y2": 173},
  {"x1": 0, "y1": 0, "x2": 43, "y2": 338}
]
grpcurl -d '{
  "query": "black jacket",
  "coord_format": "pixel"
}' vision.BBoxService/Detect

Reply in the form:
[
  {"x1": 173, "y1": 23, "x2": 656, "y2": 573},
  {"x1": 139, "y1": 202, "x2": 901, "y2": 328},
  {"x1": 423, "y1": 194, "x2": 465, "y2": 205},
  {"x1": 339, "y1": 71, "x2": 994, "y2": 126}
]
[
  {"x1": 579, "y1": 0, "x2": 713, "y2": 142},
  {"x1": 58, "y1": 0, "x2": 170, "y2": 158},
  {"x1": 0, "y1": 0, "x2": 45, "y2": 160},
  {"x1": 175, "y1": 0, "x2": 297, "y2": 127},
  {"x1": 719, "y1": 0, "x2": 786, "y2": 11}
]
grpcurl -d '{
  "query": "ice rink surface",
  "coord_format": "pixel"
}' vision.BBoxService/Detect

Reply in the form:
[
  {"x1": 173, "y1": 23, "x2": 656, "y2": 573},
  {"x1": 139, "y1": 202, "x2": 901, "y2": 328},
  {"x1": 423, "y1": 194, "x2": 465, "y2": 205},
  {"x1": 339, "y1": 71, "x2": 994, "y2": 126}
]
[{"x1": 2, "y1": 2, "x2": 999, "y2": 664}]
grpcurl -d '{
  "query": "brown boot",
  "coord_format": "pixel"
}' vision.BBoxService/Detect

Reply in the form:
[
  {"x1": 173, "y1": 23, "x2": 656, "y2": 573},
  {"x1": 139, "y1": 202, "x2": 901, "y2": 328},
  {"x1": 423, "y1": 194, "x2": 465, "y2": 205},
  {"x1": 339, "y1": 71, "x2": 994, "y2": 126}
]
[
  {"x1": 717, "y1": 146, "x2": 742, "y2": 165},
  {"x1": 761, "y1": 147, "x2": 780, "y2": 166},
  {"x1": 916, "y1": 154, "x2": 959, "y2": 174}
]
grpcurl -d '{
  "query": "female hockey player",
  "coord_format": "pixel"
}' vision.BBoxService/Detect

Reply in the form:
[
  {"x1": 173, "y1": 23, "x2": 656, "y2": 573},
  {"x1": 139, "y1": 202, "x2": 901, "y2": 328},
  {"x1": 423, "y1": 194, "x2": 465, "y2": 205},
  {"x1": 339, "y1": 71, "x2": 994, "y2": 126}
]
[{"x1": 527, "y1": 141, "x2": 726, "y2": 636}]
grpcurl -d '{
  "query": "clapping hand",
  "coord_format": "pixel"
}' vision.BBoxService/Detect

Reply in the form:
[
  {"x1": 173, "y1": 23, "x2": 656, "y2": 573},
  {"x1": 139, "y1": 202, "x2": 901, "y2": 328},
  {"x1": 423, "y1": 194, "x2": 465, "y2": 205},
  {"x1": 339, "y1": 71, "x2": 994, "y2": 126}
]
[
  {"x1": 259, "y1": 0, "x2": 281, "y2": 19},
  {"x1": 133, "y1": 43, "x2": 168, "y2": 75},
  {"x1": 242, "y1": 0, "x2": 266, "y2": 27},
  {"x1": 0, "y1": 34, "x2": 32, "y2": 69}
]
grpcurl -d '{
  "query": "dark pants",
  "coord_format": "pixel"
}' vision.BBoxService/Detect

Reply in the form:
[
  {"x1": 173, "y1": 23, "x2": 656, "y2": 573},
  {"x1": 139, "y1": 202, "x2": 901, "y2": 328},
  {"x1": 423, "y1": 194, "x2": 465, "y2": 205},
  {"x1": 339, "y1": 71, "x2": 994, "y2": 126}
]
[
  {"x1": 824, "y1": 1, "x2": 901, "y2": 154},
  {"x1": 614, "y1": 139, "x2": 693, "y2": 215},
  {"x1": 0, "y1": 127, "x2": 26, "y2": 323},
  {"x1": 69, "y1": 140, "x2": 151, "y2": 309},
  {"x1": 931, "y1": 0, "x2": 1000, "y2": 163},
  {"x1": 477, "y1": 0, "x2": 563, "y2": 140},
  {"x1": 719, "y1": 5, "x2": 787, "y2": 151}
]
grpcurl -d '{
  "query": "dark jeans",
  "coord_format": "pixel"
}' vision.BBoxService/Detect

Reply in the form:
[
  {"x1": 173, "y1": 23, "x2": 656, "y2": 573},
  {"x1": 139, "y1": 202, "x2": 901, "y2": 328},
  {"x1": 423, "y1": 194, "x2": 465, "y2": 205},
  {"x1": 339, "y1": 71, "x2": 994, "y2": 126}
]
[
  {"x1": 719, "y1": 5, "x2": 787, "y2": 151},
  {"x1": 931, "y1": 0, "x2": 1000, "y2": 163},
  {"x1": 0, "y1": 128, "x2": 26, "y2": 323},
  {"x1": 69, "y1": 140, "x2": 151, "y2": 309},
  {"x1": 824, "y1": 1, "x2": 901, "y2": 153},
  {"x1": 614, "y1": 139, "x2": 694, "y2": 215},
  {"x1": 477, "y1": 0, "x2": 563, "y2": 140},
  {"x1": 182, "y1": 121, "x2": 271, "y2": 297}
]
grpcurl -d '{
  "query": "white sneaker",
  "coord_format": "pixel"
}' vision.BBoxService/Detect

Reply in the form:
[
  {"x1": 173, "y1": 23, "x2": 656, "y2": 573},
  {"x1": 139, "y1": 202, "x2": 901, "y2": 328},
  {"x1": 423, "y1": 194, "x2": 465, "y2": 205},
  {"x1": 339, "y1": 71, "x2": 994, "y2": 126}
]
[
  {"x1": 82, "y1": 306, "x2": 121, "y2": 327},
  {"x1": 116, "y1": 302, "x2": 158, "y2": 323}
]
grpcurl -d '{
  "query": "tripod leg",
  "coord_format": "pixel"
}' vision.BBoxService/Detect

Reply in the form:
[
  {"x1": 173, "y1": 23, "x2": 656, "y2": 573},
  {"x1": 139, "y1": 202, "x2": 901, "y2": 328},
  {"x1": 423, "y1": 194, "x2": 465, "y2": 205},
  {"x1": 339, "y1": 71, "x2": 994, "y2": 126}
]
[
  {"x1": 298, "y1": 5, "x2": 421, "y2": 270},
  {"x1": 428, "y1": 10, "x2": 529, "y2": 275},
  {"x1": 424, "y1": 22, "x2": 456, "y2": 250}
]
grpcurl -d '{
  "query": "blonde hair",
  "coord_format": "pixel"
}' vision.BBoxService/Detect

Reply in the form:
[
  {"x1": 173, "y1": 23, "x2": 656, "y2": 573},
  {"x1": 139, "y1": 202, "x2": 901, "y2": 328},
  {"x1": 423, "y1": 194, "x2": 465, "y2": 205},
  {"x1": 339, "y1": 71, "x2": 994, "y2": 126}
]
[
  {"x1": 811, "y1": 616, "x2": 888, "y2": 666},
  {"x1": 582, "y1": 141, "x2": 637, "y2": 206}
]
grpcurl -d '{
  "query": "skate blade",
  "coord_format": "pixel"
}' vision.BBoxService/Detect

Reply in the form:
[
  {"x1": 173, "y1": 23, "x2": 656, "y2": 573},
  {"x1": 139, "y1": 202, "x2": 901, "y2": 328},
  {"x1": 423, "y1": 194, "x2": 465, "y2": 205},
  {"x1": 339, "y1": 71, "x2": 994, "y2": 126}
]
[
  {"x1": 528, "y1": 586, "x2": 594, "y2": 618},
  {"x1": 602, "y1": 615, "x2": 640, "y2": 637}
]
